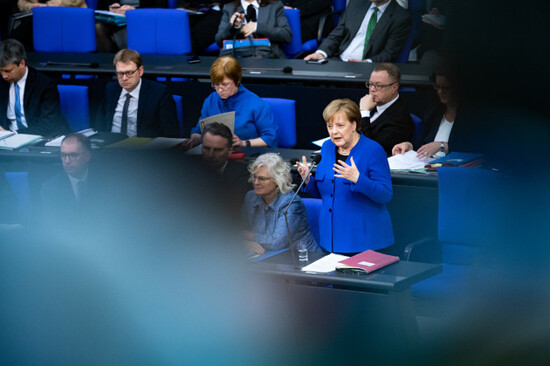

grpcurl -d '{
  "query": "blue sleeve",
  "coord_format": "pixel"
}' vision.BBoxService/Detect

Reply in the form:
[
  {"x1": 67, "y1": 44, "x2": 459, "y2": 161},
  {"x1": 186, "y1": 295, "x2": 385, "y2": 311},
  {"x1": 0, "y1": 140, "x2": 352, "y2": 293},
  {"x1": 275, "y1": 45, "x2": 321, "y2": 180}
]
[
  {"x1": 190, "y1": 96, "x2": 212, "y2": 135},
  {"x1": 350, "y1": 144, "x2": 393, "y2": 204},
  {"x1": 253, "y1": 99, "x2": 278, "y2": 147}
]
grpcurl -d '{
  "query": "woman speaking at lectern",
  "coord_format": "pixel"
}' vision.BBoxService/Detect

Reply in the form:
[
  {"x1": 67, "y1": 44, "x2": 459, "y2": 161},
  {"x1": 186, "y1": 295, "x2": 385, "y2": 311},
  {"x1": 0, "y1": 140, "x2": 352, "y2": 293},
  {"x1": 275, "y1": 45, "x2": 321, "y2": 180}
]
[{"x1": 297, "y1": 99, "x2": 394, "y2": 254}]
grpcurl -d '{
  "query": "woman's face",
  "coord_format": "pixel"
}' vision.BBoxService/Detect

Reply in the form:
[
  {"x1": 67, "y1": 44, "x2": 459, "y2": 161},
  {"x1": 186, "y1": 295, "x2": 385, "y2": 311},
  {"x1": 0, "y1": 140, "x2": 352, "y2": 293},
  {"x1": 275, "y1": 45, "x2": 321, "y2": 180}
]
[
  {"x1": 435, "y1": 75, "x2": 455, "y2": 106},
  {"x1": 252, "y1": 166, "x2": 278, "y2": 202},
  {"x1": 212, "y1": 76, "x2": 239, "y2": 99},
  {"x1": 327, "y1": 111, "x2": 357, "y2": 150}
]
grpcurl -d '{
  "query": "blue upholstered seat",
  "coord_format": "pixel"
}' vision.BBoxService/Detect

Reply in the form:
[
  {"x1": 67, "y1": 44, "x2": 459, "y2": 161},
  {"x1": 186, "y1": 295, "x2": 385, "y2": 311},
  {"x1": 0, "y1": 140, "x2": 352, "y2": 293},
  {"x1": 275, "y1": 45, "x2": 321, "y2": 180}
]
[
  {"x1": 262, "y1": 98, "x2": 296, "y2": 148},
  {"x1": 302, "y1": 198, "x2": 322, "y2": 245},
  {"x1": 57, "y1": 85, "x2": 90, "y2": 132}
]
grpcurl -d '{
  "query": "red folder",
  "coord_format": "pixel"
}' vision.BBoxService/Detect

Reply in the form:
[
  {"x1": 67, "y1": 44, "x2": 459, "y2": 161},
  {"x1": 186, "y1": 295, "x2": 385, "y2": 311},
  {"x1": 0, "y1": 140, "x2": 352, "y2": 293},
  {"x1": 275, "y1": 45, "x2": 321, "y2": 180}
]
[{"x1": 336, "y1": 250, "x2": 399, "y2": 274}]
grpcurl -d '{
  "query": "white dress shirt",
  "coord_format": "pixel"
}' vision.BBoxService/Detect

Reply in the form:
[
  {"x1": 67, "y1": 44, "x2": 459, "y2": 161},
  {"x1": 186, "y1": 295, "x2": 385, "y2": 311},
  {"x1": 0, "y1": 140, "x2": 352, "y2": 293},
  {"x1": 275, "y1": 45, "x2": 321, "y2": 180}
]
[
  {"x1": 111, "y1": 79, "x2": 142, "y2": 137},
  {"x1": 7, "y1": 67, "x2": 29, "y2": 131}
]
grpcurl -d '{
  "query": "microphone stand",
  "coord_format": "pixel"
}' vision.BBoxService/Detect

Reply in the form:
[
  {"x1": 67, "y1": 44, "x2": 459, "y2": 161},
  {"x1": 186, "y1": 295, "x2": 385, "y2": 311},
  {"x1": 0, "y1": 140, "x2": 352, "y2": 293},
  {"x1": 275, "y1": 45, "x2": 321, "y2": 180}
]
[{"x1": 283, "y1": 160, "x2": 317, "y2": 267}]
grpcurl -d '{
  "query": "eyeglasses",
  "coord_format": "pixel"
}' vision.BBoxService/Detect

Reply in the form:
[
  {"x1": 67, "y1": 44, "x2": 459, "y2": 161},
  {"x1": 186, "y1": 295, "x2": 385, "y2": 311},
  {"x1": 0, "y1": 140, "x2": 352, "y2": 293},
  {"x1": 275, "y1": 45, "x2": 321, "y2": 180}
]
[
  {"x1": 211, "y1": 81, "x2": 234, "y2": 90},
  {"x1": 251, "y1": 175, "x2": 272, "y2": 183},
  {"x1": 434, "y1": 84, "x2": 452, "y2": 92},
  {"x1": 61, "y1": 152, "x2": 81, "y2": 160},
  {"x1": 365, "y1": 82, "x2": 396, "y2": 91},
  {"x1": 116, "y1": 69, "x2": 139, "y2": 79}
]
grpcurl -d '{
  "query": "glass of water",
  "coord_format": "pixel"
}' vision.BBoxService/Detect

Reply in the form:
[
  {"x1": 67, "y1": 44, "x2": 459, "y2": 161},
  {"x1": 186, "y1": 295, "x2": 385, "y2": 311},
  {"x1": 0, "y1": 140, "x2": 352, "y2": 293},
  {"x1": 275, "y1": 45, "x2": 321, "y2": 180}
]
[{"x1": 297, "y1": 241, "x2": 308, "y2": 262}]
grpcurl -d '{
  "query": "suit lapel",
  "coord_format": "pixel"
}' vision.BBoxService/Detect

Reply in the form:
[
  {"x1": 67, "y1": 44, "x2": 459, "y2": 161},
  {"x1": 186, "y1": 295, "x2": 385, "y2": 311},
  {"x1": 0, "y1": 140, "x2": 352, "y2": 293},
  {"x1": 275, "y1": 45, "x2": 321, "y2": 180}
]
[
  {"x1": 348, "y1": 1, "x2": 371, "y2": 43},
  {"x1": 23, "y1": 67, "x2": 36, "y2": 111},
  {"x1": 107, "y1": 83, "x2": 122, "y2": 131},
  {"x1": 365, "y1": 0, "x2": 395, "y2": 53},
  {"x1": 0, "y1": 81, "x2": 9, "y2": 128},
  {"x1": 136, "y1": 79, "x2": 147, "y2": 136},
  {"x1": 257, "y1": 5, "x2": 268, "y2": 30}
]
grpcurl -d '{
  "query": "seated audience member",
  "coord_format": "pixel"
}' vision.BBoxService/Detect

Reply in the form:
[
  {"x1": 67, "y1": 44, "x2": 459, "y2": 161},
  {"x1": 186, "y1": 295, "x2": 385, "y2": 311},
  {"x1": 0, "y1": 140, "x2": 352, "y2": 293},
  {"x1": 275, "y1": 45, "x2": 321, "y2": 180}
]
[
  {"x1": 95, "y1": 48, "x2": 179, "y2": 138},
  {"x1": 40, "y1": 133, "x2": 94, "y2": 226},
  {"x1": 297, "y1": 99, "x2": 393, "y2": 254},
  {"x1": 359, "y1": 62, "x2": 414, "y2": 156},
  {"x1": 304, "y1": 0, "x2": 412, "y2": 62},
  {"x1": 242, "y1": 153, "x2": 320, "y2": 255},
  {"x1": 17, "y1": 0, "x2": 86, "y2": 11},
  {"x1": 201, "y1": 122, "x2": 251, "y2": 204},
  {"x1": 215, "y1": 0, "x2": 292, "y2": 59},
  {"x1": 0, "y1": 39, "x2": 68, "y2": 137},
  {"x1": 392, "y1": 68, "x2": 466, "y2": 158},
  {"x1": 95, "y1": 0, "x2": 169, "y2": 53},
  {"x1": 282, "y1": 0, "x2": 333, "y2": 42},
  {"x1": 187, "y1": 56, "x2": 277, "y2": 148}
]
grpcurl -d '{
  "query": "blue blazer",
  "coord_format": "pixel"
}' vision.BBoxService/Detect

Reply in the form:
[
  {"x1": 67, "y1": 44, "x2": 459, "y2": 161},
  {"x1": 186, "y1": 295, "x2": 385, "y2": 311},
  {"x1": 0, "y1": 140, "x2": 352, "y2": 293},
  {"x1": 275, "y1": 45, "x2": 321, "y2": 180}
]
[{"x1": 304, "y1": 134, "x2": 394, "y2": 253}]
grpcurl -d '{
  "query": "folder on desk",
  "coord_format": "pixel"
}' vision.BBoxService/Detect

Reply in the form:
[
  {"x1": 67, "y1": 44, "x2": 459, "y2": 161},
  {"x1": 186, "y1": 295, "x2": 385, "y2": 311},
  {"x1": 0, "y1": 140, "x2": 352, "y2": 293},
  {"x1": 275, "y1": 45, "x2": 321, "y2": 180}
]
[
  {"x1": 336, "y1": 250, "x2": 399, "y2": 274},
  {"x1": 0, "y1": 133, "x2": 42, "y2": 150}
]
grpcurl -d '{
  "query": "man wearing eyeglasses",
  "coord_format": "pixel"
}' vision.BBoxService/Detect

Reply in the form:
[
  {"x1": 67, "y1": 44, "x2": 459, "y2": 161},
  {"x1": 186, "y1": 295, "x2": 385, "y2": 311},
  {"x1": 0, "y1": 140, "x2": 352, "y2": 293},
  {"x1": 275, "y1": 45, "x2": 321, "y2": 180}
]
[
  {"x1": 359, "y1": 62, "x2": 413, "y2": 156},
  {"x1": 0, "y1": 39, "x2": 68, "y2": 137},
  {"x1": 40, "y1": 133, "x2": 93, "y2": 227},
  {"x1": 95, "y1": 48, "x2": 179, "y2": 138}
]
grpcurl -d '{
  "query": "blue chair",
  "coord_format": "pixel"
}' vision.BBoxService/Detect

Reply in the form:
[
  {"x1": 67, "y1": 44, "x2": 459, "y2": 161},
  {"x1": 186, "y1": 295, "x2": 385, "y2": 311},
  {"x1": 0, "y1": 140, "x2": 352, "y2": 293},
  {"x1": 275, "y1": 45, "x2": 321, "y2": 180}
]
[
  {"x1": 405, "y1": 167, "x2": 505, "y2": 302},
  {"x1": 396, "y1": 0, "x2": 426, "y2": 63},
  {"x1": 283, "y1": 8, "x2": 303, "y2": 58},
  {"x1": 57, "y1": 85, "x2": 90, "y2": 132},
  {"x1": 167, "y1": 0, "x2": 177, "y2": 9},
  {"x1": 410, "y1": 113, "x2": 422, "y2": 147},
  {"x1": 33, "y1": 7, "x2": 96, "y2": 52},
  {"x1": 262, "y1": 98, "x2": 297, "y2": 148},
  {"x1": 332, "y1": 0, "x2": 347, "y2": 26},
  {"x1": 126, "y1": 9, "x2": 192, "y2": 55},
  {"x1": 172, "y1": 94, "x2": 183, "y2": 137},
  {"x1": 4, "y1": 172, "x2": 31, "y2": 225},
  {"x1": 302, "y1": 198, "x2": 321, "y2": 245}
]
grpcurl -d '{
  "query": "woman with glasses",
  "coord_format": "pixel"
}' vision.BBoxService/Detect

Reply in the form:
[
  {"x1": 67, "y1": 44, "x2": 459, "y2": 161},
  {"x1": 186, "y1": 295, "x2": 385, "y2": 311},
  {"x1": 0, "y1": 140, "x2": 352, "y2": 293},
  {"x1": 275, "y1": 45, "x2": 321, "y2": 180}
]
[
  {"x1": 242, "y1": 153, "x2": 320, "y2": 256},
  {"x1": 297, "y1": 99, "x2": 394, "y2": 254},
  {"x1": 392, "y1": 68, "x2": 465, "y2": 159},
  {"x1": 187, "y1": 56, "x2": 278, "y2": 148}
]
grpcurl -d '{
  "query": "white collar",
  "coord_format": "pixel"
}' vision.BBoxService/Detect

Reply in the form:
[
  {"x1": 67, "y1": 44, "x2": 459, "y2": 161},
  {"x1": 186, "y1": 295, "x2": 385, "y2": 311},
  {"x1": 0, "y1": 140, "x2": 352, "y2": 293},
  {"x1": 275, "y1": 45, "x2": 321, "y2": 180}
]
[{"x1": 375, "y1": 94, "x2": 399, "y2": 115}]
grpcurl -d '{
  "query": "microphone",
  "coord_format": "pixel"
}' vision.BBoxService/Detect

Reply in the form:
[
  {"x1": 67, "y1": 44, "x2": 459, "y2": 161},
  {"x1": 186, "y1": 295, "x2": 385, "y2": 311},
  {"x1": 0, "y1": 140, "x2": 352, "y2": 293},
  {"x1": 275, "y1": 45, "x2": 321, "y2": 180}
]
[
  {"x1": 44, "y1": 61, "x2": 100, "y2": 68},
  {"x1": 289, "y1": 157, "x2": 299, "y2": 166},
  {"x1": 282, "y1": 154, "x2": 322, "y2": 261}
]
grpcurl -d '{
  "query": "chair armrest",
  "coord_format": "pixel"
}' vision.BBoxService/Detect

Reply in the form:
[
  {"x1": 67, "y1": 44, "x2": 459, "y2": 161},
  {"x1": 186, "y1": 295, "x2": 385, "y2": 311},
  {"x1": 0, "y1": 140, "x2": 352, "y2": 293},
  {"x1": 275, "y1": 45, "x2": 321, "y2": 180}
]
[{"x1": 403, "y1": 237, "x2": 439, "y2": 262}]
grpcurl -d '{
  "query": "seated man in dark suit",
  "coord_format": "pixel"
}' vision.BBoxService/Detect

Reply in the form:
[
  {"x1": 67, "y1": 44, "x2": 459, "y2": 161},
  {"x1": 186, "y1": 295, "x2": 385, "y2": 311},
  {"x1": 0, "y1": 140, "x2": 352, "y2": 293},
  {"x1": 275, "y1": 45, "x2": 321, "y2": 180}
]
[
  {"x1": 0, "y1": 39, "x2": 68, "y2": 137},
  {"x1": 201, "y1": 122, "x2": 251, "y2": 206},
  {"x1": 304, "y1": 0, "x2": 412, "y2": 62},
  {"x1": 96, "y1": 48, "x2": 179, "y2": 138},
  {"x1": 359, "y1": 62, "x2": 413, "y2": 156},
  {"x1": 40, "y1": 133, "x2": 94, "y2": 228}
]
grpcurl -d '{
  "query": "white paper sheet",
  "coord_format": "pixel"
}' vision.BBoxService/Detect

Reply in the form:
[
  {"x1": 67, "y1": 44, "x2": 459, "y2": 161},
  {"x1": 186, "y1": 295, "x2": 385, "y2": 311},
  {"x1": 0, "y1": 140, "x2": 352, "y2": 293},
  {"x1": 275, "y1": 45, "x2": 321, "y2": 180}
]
[
  {"x1": 301, "y1": 253, "x2": 349, "y2": 273},
  {"x1": 388, "y1": 150, "x2": 433, "y2": 170}
]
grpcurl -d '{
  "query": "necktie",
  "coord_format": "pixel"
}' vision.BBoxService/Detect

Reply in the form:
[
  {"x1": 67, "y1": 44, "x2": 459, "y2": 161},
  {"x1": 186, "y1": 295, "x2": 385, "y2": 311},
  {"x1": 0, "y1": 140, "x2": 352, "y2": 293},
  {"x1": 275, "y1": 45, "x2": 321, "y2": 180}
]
[
  {"x1": 76, "y1": 180, "x2": 85, "y2": 202},
  {"x1": 120, "y1": 93, "x2": 131, "y2": 136},
  {"x1": 14, "y1": 83, "x2": 24, "y2": 130},
  {"x1": 362, "y1": 7, "x2": 378, "y2": 60},
  {"x1": 370, "y1": 106, "x2": 378, "y2": 120},
  {"x1": 246, "y1": 4, "x2": 256, "y2": 23}
]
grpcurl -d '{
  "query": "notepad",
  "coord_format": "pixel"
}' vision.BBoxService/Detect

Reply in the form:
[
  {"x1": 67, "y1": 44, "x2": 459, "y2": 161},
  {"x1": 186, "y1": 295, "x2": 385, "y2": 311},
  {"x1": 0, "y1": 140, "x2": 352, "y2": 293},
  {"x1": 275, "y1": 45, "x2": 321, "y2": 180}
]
[{"x1": 0, "y1": 133, "x2": 42, "y2": 150}]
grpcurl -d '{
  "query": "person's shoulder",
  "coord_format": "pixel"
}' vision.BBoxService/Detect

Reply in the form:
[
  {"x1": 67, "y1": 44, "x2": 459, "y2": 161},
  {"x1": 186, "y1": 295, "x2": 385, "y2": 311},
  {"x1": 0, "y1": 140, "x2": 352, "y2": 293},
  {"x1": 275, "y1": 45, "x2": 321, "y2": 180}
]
[
  {"x1": 41, "y1": 171, "x2": 69, "y2": 193},
  {"x1": 357, "y1": 133, "x2": 386, "y2": 153},
  {"x1": 27, "y1": 67, "x2": 55, "y2": 87},
  {"x1": 141, "y1": 78, "x2": 166, "y2": 92}
]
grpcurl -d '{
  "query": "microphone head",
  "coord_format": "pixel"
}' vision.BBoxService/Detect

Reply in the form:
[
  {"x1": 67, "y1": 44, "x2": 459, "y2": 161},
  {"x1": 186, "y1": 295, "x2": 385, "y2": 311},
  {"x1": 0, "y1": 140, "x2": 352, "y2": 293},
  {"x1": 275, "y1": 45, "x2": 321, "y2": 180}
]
[
  {"x1": 90, "y1": 62, "x2": 100, "y2": 68},
  {"x1": 312, "y1": 154, "x2": 322, "y2": 165},
  {"x1": 289, "y1": 158, "x2": 299, "y2": 166},
  {"x1": 283, "y1": 66, "x2": 293, "y2": 73}
]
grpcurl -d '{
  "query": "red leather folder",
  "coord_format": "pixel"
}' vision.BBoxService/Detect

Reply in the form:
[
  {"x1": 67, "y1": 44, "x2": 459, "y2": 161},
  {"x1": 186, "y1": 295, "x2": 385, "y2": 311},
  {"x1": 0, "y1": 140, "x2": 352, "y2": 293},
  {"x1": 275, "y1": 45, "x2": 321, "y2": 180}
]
[{"x1": 336, "y1": 250, "x2": 399, "y2": 274}]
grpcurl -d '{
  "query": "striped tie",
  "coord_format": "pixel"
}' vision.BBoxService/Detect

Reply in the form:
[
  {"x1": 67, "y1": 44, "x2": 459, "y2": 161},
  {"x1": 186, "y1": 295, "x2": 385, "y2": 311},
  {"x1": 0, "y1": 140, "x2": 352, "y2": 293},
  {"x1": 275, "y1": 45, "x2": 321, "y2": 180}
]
[
  {"x1": 362, "y1": 7, "x2": 378, "y2": 60},
  {"x1": 120, "y1": 93, "x2": 131, "y2": 136}
]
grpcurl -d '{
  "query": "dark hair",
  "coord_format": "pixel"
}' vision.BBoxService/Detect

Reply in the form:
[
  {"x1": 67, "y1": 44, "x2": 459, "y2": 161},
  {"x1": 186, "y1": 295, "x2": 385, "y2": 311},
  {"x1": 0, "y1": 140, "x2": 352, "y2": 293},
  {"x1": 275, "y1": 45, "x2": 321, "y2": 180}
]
[
  {"x1": 62, "y1": 133, "x2": 92, "y2": 152},
  {"x1": 372, "y1": 63, "x2": 401, "y2": 84},
  {"x1": 0, "y1": 39, "x2": 27, "y2": 67},
  {"x1": 113, "y1": 48, "x2": 142, "y2": 69},
  {"x1": 202, "y1": 122, "x2": 232, "y2": 148}
]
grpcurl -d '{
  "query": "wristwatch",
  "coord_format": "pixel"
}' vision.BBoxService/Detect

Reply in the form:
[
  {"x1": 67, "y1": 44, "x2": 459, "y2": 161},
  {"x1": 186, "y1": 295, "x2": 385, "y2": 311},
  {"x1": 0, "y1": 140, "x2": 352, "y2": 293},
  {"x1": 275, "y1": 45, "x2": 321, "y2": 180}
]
[
  {"x1": 245, "y1": 140, "x2": 251, "y2": 147},
  {"x1": 439, "y1": 141, "x2": 445, "y2": 153}
]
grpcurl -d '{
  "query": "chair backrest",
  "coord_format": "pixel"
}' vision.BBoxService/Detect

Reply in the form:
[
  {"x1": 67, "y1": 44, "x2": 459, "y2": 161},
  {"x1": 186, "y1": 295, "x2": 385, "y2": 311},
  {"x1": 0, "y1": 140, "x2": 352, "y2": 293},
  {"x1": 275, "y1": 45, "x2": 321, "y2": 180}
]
[
  {"x1": 282, "y1": 8, "x2": 302, "y2": 58},
  {"x1": 126, "y1": 9, "x2": 192, "y2": 55},
  {"x1": 33, "y1": 7, "x2": 96, "y2": 53},
  {"x1": 57, "y1": 85, "x2": 90, "y2": 132},
  {"x1": 262, "y1": 98, "x2": 296, "y2": 148},
  {"x1": 5, "y1": 172, "x2": 31, "y2": 224},
  {"x1": 438, "y1": 167, "x2": 505, "y2": 265},
  {"x1": 302, "y1": 198, "x2": 322, "y2": 245},
  {"x1": 332, "y1": 0, "x2": 347, "y2": 26},
  {"x1": 167, "y1": 0, "x2": 177, "y2": 9},
  {"x1": 172, "y1": 94, "x2": 183, "y2": 137},
  {"x1": 410, "y1": 113, "x2": 422, "y2": 146},
  {"x1": 85, "y1": 0, "x2": 98, "y2": 10}
]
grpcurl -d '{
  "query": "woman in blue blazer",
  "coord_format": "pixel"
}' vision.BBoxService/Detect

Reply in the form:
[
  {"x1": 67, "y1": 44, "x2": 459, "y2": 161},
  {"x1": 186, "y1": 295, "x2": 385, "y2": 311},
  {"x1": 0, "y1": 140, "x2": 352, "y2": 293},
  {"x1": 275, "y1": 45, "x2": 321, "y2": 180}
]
[{"x1": 297, "y1": 99, "x2": 394, "y2": 253}]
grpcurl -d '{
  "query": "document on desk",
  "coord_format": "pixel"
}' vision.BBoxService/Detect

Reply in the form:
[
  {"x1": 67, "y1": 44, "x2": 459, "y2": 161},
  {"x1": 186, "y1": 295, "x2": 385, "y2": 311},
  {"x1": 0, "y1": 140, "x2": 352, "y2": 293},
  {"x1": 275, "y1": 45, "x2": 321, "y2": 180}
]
[
  {"x1": 301, "y1": 253, "x2": 349, "y2": 273},
  {"x1": 0, "y1": 131, "x2": 15, "y2": 140},
  {"x1": 144, "y1": 137, "x2": 186, "y2": 150},
  {"x1": 0, "y1": 133, "x2": 42, "y2": 150},
  {"x1": 388, "y1": 150, "x2": 432, "y2": 170},
  {"x1": 199, "y1": 112, "x2": 235, "y2": 134}
]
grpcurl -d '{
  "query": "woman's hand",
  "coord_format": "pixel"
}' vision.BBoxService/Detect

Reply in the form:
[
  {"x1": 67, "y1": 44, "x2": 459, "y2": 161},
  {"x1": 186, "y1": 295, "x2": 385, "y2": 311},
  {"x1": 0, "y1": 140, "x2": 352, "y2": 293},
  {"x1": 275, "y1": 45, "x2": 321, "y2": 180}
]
[
  {"x1": 334, "y1": 156, "x2": 360, "y2": 184},
  {"x1": 241, "y1": 22, "x2": 256, "y2": 37},
  {"x1": 392, "y1": 141, "x2": 413, "y2": 155},
  {"x1": 230, "y1": 12, "x2": 245, "y2": 28},
  {"x1": 232, "y1": 134, "x2": 244, "y2": 147},
  {"x1": 247, "y1": 241, "x2": 265, "y2": 255},
  {"x1": 417, "y1": 141, "x2": 444, "y2": 160},
  {"x1": 296, "y1": 155, "x2": 311, "y2": 185}
]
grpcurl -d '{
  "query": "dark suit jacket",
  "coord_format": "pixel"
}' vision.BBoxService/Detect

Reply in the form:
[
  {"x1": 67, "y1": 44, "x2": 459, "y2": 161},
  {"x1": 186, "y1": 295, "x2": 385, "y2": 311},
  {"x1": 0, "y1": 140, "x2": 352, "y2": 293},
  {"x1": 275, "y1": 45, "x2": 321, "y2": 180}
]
[
  {"x1": 95, "y1": 78, "x2": 179, "y2": 138},
  {"x1": 215, "y1": 1, "x2": 293, "y2": 59},
  {"x1": 361, "y1": 96, "x2": 414, "y2": 156},
  {"x1": 318, "y1": 0, "x2": 412, "y2": 62},
  {"x1": 0, "y1": 67, "x2": 68, "y2": 137},
  {"x1": 419, "y1": 104, "x2": 472, "y2": 153}
]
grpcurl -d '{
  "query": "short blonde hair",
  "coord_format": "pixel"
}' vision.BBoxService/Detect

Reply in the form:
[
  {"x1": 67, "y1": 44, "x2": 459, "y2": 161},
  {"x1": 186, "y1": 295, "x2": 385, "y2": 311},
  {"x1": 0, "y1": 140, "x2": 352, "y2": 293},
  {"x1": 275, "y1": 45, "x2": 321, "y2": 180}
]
[
  {"x1": 210, "y1": 56, "x2": 242, "y2": 86},
  {"x1": 248, "y1": 153, "x2": 293, "y2": 194},
  {"x1": 113, "y1": 48, "x2": 142, "y2": 68},
  {"x1": 322, "y1": 99, "x2": 361, "y2": 131}
]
